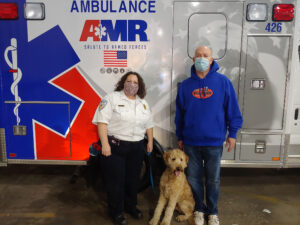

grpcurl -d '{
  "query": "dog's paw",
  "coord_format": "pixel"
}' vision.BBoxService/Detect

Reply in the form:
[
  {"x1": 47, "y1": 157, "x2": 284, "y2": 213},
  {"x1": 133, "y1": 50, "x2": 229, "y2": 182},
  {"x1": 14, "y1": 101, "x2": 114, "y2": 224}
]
[
  {"x1": 160, "y1": 220, "x2": 170, "y2": 225},
  {"x1": 176, "y1": 215, "x2": 188, "y2": 222},
  {"x1": 149, "y1": 218, "x2": 155, "y2": 225}
]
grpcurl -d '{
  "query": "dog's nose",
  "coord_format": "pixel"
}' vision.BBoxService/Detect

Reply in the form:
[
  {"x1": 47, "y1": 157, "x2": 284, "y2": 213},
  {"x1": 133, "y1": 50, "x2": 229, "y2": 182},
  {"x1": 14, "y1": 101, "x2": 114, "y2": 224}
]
[{"x1": 176, "y1": 167, "x2": 181, "y2": 171}]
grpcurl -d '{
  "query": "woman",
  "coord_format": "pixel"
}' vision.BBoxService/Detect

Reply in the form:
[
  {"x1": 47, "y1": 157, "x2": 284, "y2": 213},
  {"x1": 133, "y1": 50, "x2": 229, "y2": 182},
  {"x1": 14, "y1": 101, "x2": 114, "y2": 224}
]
[{"x1": 92, "y1": 71, "x2": 154, "y2": 225}]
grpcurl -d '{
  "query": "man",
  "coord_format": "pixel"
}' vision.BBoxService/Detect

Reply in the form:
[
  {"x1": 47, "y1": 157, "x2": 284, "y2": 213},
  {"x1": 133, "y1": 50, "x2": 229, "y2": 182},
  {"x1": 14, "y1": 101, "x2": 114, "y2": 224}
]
[{"x1": 175, "y1": 46, "x2": 243, "y2": 225}]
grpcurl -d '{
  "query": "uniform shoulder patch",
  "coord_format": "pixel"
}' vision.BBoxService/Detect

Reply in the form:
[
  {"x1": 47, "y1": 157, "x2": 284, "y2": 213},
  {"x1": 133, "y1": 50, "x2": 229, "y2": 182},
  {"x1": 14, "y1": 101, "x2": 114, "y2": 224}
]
[{"x1": 98, "y1": 99, "x2": 107, "y2": 111}]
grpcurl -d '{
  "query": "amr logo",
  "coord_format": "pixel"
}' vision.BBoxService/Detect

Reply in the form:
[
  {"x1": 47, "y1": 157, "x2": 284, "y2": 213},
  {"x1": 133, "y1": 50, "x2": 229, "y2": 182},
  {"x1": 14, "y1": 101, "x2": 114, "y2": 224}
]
[
  {"x1": 4, "y1": 38, "x2": 22, "y2": 126},
  {"x1": 80, "y1": 20, "x2": 148, "y2": 42}
]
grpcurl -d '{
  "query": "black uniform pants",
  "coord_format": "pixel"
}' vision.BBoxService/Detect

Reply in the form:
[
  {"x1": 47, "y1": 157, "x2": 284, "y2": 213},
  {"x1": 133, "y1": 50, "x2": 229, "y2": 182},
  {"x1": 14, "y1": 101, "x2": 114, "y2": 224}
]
[{"x1": 100, "y1": 139, "x2": 145, "y2": 218}]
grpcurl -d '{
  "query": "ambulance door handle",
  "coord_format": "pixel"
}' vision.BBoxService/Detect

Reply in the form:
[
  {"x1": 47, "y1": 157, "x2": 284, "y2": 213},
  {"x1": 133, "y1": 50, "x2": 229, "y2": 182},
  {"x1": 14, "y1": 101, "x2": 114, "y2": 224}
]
[
  {"x1": 298, "y1": 45, "x2": 300, "y2": 61},
  {"x1": 295, "y1": 108, "x2": 299, "y2": 120}
]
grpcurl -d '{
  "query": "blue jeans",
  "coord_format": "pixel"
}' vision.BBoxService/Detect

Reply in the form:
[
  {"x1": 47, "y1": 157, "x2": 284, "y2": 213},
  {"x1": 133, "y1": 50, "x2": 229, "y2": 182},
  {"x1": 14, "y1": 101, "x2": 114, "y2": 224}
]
[{"x1": 184, "y1": 145, "x2": 223, "y2": 215}]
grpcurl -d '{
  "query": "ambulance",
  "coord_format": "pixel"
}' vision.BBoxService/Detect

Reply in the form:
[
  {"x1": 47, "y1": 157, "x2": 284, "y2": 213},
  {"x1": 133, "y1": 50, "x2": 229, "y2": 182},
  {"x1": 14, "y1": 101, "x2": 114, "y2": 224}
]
[{"x1": 0, "y1": 0, "x2": 300, "y2": 170}]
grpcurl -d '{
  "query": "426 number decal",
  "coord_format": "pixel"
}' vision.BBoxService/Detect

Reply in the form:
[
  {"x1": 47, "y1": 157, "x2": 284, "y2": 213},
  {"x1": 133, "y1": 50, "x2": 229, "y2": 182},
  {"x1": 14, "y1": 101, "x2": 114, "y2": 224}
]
[{"x1": 265, "y1": 23, "x2": 282, "y2": 32}]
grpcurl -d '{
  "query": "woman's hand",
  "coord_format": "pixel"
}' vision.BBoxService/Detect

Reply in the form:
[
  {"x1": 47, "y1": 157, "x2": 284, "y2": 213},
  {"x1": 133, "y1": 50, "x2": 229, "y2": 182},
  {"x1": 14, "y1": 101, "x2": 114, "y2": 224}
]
[
  {"x1": 147, "y1": 141, "x2": 153, "y2": 153},
  {"x1": 101, "y1": 143, "x2": 111, "y2": 156},
  {"x1": 97, "y1": 123, "x2": 111, "y2": 156},
  {"x1": 146, "y1": 128, "x2": 153, "y2": 153}
]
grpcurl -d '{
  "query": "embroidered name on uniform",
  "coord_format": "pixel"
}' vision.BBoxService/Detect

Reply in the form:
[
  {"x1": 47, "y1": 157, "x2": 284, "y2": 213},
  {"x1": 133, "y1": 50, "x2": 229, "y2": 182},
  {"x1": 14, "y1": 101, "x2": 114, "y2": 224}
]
[
  {"x1": 118, "y1": 105, "x2": 125, "y2": 107},
  {"x1": 98, "y1": 99, "x2": 107, "y2": 111},
  {"x1": 192, "y1": 87, "x2": 213, "y2": 99}
]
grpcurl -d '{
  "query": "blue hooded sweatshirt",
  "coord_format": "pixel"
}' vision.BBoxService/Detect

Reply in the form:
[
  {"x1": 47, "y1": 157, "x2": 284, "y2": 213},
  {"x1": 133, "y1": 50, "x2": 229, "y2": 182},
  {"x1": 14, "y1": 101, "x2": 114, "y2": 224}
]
[{"x1": 175, "y1": 61, "x2": 243, "y2": 146}]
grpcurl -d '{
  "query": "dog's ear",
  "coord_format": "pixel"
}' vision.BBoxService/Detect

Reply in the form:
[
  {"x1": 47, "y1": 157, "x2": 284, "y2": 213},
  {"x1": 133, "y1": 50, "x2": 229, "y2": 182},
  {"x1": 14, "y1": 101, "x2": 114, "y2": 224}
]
[
  {"x1": 185, "y1": 153, "x2": 189, "y2": 164},
  {"x1": 163, "y1": 151, "x2": 170, "y2": 164}
]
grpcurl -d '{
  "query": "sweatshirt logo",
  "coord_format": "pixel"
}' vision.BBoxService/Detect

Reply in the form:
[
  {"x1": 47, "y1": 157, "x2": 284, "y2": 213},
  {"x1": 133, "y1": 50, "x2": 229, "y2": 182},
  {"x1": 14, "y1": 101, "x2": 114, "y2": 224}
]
[{"x1": 192, "y1": 87, "x2": 213, "y2": 99}]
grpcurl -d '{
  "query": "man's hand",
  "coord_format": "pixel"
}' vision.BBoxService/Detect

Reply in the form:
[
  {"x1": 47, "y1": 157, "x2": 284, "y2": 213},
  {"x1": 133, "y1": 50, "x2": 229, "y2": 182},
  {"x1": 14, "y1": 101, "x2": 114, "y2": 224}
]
[
  {"x1": 178, "y1": 141, "x2": 183, "y2": 150},
  {"x1": 225, "y1": 137, "x2": 236, "y2": 152},
  {"x1": 101, "y1": 143, "x2": 111, "y2": 156}
]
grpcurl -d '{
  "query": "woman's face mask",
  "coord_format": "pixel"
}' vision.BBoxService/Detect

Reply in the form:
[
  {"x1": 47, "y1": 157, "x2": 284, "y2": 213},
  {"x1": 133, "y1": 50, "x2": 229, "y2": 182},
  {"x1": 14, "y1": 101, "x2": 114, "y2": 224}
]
[
  {"x1": 194, "y1": 57, "x2": 210, "y2": 72},
  {"x1": 124, "y1": 81, "x2": 139, "y2": 96}
]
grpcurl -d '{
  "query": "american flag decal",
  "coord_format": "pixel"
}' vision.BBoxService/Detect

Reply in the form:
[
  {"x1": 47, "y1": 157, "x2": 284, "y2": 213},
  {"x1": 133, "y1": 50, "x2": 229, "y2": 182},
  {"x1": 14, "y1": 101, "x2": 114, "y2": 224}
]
[{"x1": 104, "y1": 50, "x2": 127, "y2": 67}]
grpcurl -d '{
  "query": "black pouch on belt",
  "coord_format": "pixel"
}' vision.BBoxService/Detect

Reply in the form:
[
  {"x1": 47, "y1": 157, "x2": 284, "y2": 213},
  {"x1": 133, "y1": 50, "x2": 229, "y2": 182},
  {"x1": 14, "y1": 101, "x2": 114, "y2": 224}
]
[{"x1": 108, "y1": 135, "x2": 120, "y2": 146}]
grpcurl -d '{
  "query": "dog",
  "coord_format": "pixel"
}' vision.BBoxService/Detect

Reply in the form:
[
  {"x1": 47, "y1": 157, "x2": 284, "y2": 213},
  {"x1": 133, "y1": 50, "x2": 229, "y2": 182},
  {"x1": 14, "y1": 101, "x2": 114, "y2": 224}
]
[{"x1": 149, "y1": 149, "x2": 195, "y2": 225}]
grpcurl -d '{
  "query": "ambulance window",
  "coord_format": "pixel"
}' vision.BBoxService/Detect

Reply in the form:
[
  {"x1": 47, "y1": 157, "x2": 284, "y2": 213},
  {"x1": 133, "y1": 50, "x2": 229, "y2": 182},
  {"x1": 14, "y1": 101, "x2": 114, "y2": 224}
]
[{"x1": 188, "y1": 13, "x2": 227, "y2": 60}]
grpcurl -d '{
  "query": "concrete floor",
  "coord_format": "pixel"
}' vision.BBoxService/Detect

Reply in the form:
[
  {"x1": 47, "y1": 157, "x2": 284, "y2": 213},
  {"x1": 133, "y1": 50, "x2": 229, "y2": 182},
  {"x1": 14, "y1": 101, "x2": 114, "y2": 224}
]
[{"x1": 0, "y1": 165, "x2": 299, "y2": 225}]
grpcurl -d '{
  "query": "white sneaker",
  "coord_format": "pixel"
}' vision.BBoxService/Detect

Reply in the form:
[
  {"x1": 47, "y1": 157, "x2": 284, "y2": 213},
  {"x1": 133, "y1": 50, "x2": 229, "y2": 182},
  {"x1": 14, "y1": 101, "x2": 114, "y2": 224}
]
[
  {"x1": 194, "y1": 211, "x2": 205, "y2": 225},
  {"x1": 208, "y1": 215, "x2": 219, "y2": 225}
]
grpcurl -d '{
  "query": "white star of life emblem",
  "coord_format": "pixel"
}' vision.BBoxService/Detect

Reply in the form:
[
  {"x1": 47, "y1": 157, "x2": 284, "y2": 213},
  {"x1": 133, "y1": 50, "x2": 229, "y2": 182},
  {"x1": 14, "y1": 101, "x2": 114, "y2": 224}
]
[{"x1": 94, "y1": 24, "x2": 107, "y2": 38}]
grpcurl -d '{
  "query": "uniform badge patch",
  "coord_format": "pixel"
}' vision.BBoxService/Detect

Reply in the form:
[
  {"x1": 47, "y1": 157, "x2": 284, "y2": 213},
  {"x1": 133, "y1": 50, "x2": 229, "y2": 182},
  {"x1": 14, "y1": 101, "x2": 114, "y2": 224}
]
[{"x1": 98, "y1": 99, "x2": 107, "y2": 111}]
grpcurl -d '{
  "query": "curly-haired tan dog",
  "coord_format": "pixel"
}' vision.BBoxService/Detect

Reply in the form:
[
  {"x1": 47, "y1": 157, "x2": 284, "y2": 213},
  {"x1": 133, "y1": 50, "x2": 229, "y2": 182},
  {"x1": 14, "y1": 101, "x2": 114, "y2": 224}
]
[{"x1": 149, "y1": 149, "x2": 195, "y2": 225}]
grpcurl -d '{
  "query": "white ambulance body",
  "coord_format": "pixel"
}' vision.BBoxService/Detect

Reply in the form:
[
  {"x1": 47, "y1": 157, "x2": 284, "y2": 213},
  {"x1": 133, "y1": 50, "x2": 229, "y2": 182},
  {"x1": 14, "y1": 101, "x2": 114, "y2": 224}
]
[{"x1": 0, "y1": 0, "x2": 300, "y2": 168}]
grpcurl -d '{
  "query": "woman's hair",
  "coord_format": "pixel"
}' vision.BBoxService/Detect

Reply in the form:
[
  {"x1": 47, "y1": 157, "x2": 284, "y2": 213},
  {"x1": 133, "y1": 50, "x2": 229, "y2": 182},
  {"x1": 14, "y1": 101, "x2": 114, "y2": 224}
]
[{"x1": 114, "y1": 71, "x2": 146, "y2": 99}]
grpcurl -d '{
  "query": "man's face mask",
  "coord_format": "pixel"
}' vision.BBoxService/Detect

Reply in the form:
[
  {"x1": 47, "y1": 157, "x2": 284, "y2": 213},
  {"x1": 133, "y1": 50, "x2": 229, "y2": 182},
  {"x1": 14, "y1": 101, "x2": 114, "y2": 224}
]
[
  {"x1": 124, "y1": 81, "x2": 139, "y2": 96},
  {"x1": 194, "y1": 57, "x2": 210, "y2": 72}
]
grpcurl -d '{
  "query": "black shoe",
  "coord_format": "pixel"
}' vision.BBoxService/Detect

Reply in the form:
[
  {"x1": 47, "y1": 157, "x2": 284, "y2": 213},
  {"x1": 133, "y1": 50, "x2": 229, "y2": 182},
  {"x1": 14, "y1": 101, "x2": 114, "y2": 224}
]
[
  {"x1": 125, "y1": 208, "x2": 143, "y2": 219},
  {"x1": 112, "y1": 214, "x2": 127, "y2": 225}
]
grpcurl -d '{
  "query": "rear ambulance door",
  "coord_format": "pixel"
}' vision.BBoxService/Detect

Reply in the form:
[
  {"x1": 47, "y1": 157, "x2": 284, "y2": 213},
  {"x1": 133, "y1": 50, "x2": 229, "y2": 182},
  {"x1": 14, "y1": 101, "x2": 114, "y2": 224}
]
[
  {"x1": 0, "y1": 1, "x2": 82, "y2": 163},
  {"x1": 239, "y1": 1, "x2": 295, "y2": 165},
  {"x1": 172, "y1": 1, "x2": 243, "y2": 160}
]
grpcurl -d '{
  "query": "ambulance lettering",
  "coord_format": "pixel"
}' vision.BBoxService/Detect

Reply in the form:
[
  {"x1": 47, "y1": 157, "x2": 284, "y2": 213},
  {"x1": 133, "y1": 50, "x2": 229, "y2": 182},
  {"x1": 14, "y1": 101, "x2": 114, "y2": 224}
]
[{"x1": 80, "y1": 20, "x2": 148, "y2": 42}]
